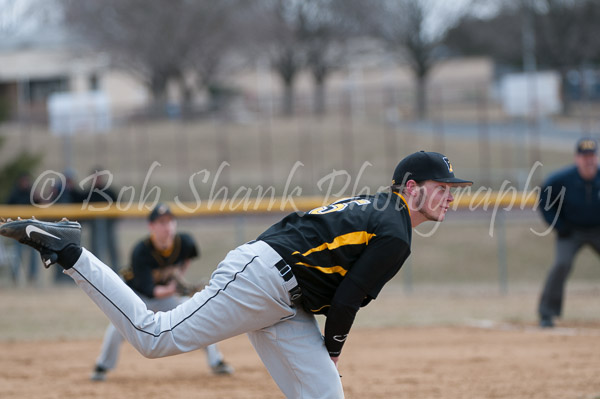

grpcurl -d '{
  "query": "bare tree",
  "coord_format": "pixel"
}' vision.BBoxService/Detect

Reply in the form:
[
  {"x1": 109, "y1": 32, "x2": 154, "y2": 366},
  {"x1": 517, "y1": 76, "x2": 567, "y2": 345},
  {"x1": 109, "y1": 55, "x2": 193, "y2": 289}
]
[
  {"x1": 532, "y1": 0, "x2": 600, "y2": 114},
  {"x1": 60, "y1": 0, "x2": 240, "y2": 115},
  {"x1": 0, "y1": 0, "x2": 46, "y2": 38},
  {"x1": 246, "y1": 0, "x2": 359, "y2": 116},
  {"x1": 300, "y1": 0, "x2": 350, "y2": 115},
  {"x1": 248, "y1": 0, "x2": 311, "y2": 116},
  {"x1": 1, "y1": 0, "x2": 63, "y2": 44},
  {"x1": 179, "y1": 0, "x2": 242, "y2": 113},
  {"x1": 60, "y1": 0, "x2": 185, "y2": 112},
  {"x1": 341, "y1": 0, "x2": 468, "y2": 120},
  {"x1": 372, "y1": 0, "x2": 470, "y2": 120},
  {"x1": 444, "y1": 8, "x2": 523, "y2": 66},
  {"x1": 446, "y1": 0, "x2": 600, "y2": 115}
]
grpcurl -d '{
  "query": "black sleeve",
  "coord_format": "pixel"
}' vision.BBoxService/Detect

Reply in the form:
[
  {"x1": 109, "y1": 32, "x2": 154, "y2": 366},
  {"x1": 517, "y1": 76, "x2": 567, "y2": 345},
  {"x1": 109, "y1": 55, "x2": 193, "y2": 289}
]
[
  {"x1": 346, "y1": 235, "x2": 410, "y2": 299},
  {"x1": 129, "y1": 244, "x2": 156, "y2": 298},
  {"x1": 323, "y1": 236, "x2": 409, "y2": 357},
  {"x1": 323, "y1": 277, "x2": 367, "y2": 356}
]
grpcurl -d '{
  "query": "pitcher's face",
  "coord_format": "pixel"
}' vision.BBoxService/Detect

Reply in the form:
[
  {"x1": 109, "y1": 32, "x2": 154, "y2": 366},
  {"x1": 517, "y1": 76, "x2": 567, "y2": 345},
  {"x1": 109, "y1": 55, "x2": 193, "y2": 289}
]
[{"x1": 414, "y1": 181, "x2": 455, "y2": 222}]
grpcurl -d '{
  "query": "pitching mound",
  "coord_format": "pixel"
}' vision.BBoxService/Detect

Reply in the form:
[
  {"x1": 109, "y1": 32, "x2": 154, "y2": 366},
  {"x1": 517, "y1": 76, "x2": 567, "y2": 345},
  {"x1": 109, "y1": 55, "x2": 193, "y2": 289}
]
[{"x1": 2, "y1": 324, "x2": 600, "y2": 399}]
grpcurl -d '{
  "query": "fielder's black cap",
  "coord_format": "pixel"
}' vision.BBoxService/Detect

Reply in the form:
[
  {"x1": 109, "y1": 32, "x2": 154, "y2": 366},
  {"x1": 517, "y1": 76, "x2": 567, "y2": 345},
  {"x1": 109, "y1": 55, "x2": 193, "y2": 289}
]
[
  {"x1": 148, "y1": 203, "x2": 174, "y2": 222},
  {"x1": 576, "y1": 137, "x2": 598, "y2": 154},
  {"x1": 392, "y1": 151, "x2": 473, "y2": 187}
]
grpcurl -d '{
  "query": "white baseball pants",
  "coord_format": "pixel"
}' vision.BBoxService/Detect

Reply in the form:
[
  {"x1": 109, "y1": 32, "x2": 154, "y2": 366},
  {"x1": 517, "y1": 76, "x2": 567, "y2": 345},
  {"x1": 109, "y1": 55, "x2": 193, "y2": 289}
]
[
  {"x1": 95, "y1": 293, "x2": 225, "y2": 370},
  {"x1": 65, "y1": 241, "x2": 344, "y2": 399}
]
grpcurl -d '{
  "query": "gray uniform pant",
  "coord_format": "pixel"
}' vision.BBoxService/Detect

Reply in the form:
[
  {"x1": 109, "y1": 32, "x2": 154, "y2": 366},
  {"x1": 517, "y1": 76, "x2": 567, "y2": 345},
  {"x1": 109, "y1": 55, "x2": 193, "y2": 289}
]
[
  {"x1": 538, "y1": 228, "x2": 600, "y2": 319},
  {"x1": 95, "y1": 294, "x2": 225, "y2": 370},
  {"x1": 65, "y1": 241, "x2": 344, "y2": 399}
]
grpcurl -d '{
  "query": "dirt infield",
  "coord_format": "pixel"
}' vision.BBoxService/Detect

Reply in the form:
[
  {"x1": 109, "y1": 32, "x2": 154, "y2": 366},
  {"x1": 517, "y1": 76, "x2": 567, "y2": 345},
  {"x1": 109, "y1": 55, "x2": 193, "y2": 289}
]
[
  {"x1": 1, "y1": 284, "x2": 600, "y2": 398},
  {"x1": 2, "y1": 324, "x2": 600, "y2": 399}
]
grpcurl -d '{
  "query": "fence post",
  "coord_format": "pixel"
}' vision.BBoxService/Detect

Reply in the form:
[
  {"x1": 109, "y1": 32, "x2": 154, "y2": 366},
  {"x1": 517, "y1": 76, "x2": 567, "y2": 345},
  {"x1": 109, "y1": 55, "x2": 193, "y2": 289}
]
[
  {"x1": 340, "y1": 86, "x2": 354, "y2": 178},
  {"x1": 235, "y1": 215, "x2": 246, "y2": 246},
  {"x1": 402, "y1": 257, "x2": 413, "y2": 294},
  {"x1": 434, "y1": 85, "x2": 445, "y2": 154},
  {"x1": 478, "y1": 85, "x2": 491, "y2": 187},
  {"x1": 496, "y1": 210, "x2": 508, "y2": 295},
  {"x1": 214, "y1": 118, "x2": 231, "y2": 189}
]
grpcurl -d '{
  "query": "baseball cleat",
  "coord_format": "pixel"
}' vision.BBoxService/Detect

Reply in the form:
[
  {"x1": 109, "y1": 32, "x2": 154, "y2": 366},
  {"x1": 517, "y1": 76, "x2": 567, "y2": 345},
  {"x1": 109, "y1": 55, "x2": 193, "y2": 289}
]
[
  {"x1": 539, "y1": 316, "x2": 554, "y2": 328},
  {"x1": 210, "y1": 360, "x2": 234, "y2": 375},
  {"x1": 0, "y1": 218, "x2": 81, "y2": 267},
  {"x1": 90, "y1": 365, "x2": 107, "y2": 382}
]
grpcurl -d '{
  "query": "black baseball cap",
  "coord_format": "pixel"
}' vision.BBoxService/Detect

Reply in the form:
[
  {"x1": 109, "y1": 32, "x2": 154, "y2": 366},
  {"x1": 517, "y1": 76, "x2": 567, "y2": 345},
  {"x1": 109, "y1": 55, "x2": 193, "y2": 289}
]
[
  {"x1": 576, "y1": 138, "x2": 598, "y2": 154},
  {"x1": 148, "y1": 203, "x2": 174, "y2": 222},
  {"x1": 392, "y1": 151, "x2": 473, "y2": 187}
]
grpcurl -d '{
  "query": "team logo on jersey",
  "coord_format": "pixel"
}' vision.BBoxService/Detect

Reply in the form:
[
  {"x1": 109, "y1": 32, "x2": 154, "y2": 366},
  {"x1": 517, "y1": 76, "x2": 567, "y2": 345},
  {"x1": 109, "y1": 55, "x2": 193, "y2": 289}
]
[{"x1": 442, "y1": 157, "x2": 453, "y2": 173}]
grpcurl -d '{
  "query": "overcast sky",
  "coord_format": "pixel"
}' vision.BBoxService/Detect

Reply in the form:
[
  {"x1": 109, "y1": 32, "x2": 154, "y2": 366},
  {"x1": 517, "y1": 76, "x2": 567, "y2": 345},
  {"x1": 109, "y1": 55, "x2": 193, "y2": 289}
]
[
  {"x1": 0, "y1": 0, "x2": 61, "y2": 38},
  {"x1": 0, "y1": 0, "x2": 502, "y2": 43}
]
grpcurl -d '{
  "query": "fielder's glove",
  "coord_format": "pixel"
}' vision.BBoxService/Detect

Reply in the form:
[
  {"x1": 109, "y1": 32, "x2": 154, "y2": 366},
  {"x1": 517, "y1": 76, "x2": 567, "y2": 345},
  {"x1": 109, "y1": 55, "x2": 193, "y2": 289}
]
[{"x1": 174, "y1": 275, "x2": 204, "y2": 296}]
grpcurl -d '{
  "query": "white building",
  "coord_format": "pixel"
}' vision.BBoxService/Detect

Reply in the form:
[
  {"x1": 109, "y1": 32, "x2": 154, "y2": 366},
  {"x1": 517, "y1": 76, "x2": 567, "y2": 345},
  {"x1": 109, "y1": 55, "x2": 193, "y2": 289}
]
[{"x1": 0, "y1": 26, "x2": 148, "y2": 125}]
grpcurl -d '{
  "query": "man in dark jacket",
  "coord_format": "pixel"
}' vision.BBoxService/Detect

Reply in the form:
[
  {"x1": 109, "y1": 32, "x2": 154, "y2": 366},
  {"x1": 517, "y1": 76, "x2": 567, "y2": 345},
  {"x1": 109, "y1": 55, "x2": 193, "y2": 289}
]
[{"x1": 538, "y1": 137, "x2": 600, "y2": 328}]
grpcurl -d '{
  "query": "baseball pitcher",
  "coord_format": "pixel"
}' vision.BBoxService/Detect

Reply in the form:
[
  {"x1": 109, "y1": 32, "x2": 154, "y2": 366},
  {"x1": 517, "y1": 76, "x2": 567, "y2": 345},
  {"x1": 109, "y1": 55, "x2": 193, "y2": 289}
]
[{"x1": 0, "y1": 151, "x2": 471, "y2": 399}]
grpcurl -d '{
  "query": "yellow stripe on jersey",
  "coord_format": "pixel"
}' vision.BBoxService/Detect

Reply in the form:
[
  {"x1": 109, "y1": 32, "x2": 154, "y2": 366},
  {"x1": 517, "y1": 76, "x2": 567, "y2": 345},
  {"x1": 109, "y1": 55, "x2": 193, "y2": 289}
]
[
  {"x1": 295, "y1": 261, "x2": 348, "y2": 276},
  {"x1": 293, "y1": 231, "x2": 376, "y2": 258},
  {"x1": 310, "y1": 304, "x2": 331, "y2": 313},
  {"x1": 393, "y1": 192, "x2": 410, "y2": 216}
]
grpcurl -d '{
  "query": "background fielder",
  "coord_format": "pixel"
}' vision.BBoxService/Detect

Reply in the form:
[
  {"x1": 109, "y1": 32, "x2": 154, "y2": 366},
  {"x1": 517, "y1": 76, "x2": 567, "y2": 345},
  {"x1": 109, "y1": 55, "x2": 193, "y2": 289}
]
[{"x1": 91, "y1": 204, "x2": 233, "y2": 380}]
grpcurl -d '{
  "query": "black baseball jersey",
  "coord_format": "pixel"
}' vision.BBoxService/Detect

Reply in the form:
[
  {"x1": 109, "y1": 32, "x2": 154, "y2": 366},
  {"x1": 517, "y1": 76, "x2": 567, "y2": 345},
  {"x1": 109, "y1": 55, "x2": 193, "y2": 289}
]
[
  {"x1": 259, "y1": 192, "x2": 412, "y2": 314},
  {"x1": 258, "y1": 192, "x2": 412, "y2": 356},
  {"x1": 122, "y1": 233, "x2": 198, "y2": 298}
]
